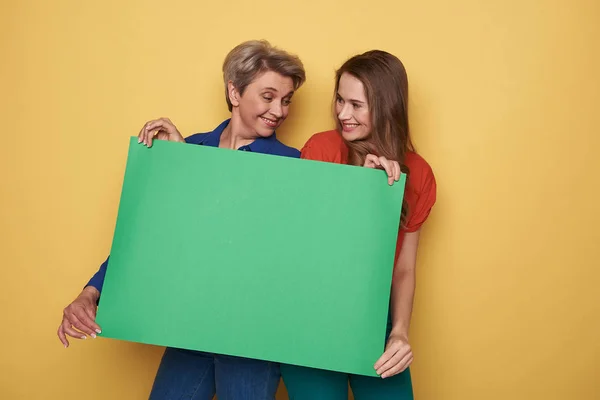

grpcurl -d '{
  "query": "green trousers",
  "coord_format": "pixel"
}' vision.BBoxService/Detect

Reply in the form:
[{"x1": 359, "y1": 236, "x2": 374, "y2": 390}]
[{"x1": 281, "y1": 364, "x2": 413, "y2": 400}]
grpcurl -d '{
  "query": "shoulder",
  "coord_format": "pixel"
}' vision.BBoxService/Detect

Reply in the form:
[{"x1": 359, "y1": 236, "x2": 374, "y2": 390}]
[
  {"x1": 301, "y1": 130, "x2": 348, "y2": 163},
  {"x1": 184, "y1": 132, "x2": 210, "y2": 145},
  {"x1": 405, "y1": 151, "x2": 435, "y2": 193},
  {"x1": 403, "y1": 151, "x2": 437, "y2": 232},
  {"x1": 185, "y1": 119, "x2": 230, "y2": 146},
  {"x1": 305, "y1": 130, "x2": 345, "y2": 148}
]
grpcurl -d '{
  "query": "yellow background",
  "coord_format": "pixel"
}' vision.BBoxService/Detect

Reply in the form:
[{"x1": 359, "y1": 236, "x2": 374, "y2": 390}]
[{"x1": 1, "y1": 0, "x2": 599, "y2": 399}]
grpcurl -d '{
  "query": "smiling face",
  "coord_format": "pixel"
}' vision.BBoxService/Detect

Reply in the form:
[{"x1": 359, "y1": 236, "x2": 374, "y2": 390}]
[
  {"x1": 229, "y1": 70, "x2": 295, "y2": 138},
  {"x1": 335, "y1": 72, "x2": 372, "y2": 142}
]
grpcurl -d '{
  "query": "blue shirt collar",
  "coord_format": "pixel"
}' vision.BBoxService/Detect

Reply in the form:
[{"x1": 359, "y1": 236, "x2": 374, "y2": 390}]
[{"x1": 199, "y1": 119, "x2": 278, "y2": 153}]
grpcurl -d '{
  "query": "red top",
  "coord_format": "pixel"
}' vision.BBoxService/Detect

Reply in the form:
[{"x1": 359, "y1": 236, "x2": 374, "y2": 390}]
[{"x1": 301, "y1": 130, "x2": 437, "y2": 268}]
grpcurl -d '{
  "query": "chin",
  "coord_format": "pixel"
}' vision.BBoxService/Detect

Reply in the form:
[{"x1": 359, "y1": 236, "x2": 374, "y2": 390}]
[
  {"x1": 256, "y1": 126, "x2": 276, "y2": 138},
  {"x1": 340, "y1": 130, "x2": 363, "y2": 142}
]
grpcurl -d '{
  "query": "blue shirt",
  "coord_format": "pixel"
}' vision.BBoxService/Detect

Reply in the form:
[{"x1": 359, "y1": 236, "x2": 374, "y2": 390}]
[{"x1": 86, "y1": 119, "x2": 300, "y2": 292}]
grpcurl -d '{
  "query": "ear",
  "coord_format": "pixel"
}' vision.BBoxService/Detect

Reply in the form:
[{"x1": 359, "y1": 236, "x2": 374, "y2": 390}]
[{"x1": 227, "y1": 81, "x2": 241, "y2": 108}]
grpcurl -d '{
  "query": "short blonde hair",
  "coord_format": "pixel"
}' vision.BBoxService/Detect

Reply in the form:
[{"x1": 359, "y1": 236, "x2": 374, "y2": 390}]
[{"x1": 222, "y1": 40, "x2": 306, "y2": 111}]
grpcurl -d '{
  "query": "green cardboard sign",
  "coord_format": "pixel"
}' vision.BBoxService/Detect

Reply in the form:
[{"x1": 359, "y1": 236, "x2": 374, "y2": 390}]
[{"x1": 96, "y1": 138, "x2": 405, "y2": 377}]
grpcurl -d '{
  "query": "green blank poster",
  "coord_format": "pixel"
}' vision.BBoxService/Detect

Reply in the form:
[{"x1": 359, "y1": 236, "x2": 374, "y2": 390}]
[{"x1": 95, "y1": 137, "x2": 406, "y2": 377}]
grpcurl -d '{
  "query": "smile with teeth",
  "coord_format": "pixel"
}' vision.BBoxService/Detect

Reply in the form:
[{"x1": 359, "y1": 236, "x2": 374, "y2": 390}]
[
  {"x1": 261, "y1": 117, "x2": 278, "y2": 127},
  {"x1": 342, "y1": 122, "x2": 360, "y2": 131}
]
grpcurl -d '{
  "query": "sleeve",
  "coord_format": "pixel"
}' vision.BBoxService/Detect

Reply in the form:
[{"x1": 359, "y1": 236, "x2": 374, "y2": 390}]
[
  {"x1": 184, "y1": 132, "x2": 208, "y2": 145},
  {"x1": 404, "y1": 162, "x2": 437, "y2": 232},
  {"x1": 85, "y1": 256, "x2": 110, "y2": 293},
  {"x1": 301, "y1": 135, "x2": 326, "y2": 161}
]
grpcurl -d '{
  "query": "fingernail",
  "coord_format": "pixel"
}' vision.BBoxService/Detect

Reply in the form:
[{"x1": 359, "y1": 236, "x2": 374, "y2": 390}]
[
  {"x1": 64, "y1": 344, "x2": 68, "y2": 348},
  {"x1": 81, "y1": 336, "x2": 87, "y2": 340},
  {"x1": 138, "y1": 138, "x2": 142, "y2": 143},
  {"x1": 91, "y1": 333, "x2": 96, "y2": 339},
  {"x1": 96, "y1": 329, "x2": 102, "y2": 334}
]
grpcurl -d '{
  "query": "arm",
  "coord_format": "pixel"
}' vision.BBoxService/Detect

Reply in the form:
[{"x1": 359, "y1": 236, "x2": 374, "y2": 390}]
[
  {"x1": 58, "y1": 118, "x2": 187, "y2": 347},
  {"x1": 372, "y1": 153, "x2": 436, "y2": 377},
  {"x1": 389, "y1": 230, "x2": 420, "y2": 339},
  {"x1": 374, "y1": 230, "x2": 420, "y2": 378},
  {"x1": 57, "y1": 257, "x2": 106, "y2": 347},
  {"x1": 85, "y1": 256, "x2": 109, "y2": 293}
]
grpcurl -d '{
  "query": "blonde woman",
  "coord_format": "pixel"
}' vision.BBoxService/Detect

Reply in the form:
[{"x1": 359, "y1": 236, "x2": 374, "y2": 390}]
[{"x1": 57, "y1": 40, "x2": 306, "y2": 400}]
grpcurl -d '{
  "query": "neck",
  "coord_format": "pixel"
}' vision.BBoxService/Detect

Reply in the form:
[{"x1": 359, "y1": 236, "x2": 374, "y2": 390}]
[{"x1": 219, "y1": 115, "x2": 256, "y2": 150}]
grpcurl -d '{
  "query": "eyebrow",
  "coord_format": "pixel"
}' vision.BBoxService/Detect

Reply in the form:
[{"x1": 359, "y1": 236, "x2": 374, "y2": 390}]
[
  {"x1": 263, "y1": 87, "x2": 295, "y2": 97},
  {"x1": 336, "y1": 92, "x2": 364, "y2": 104}
]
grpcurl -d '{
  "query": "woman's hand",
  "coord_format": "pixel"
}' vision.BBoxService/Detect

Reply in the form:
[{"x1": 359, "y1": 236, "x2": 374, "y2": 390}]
[
  {"x1": 138, "y1": 118, "x2": 185, "y2": 147},
  {"x1": 363, "y1": 154, "x2": 401, "y2": 185},
  {"x1": 374, "y1": 333, "x2": 414, "y2": 378},
  {"x1": 57, "y1": 286, "x2": 101, "y2": 347}
]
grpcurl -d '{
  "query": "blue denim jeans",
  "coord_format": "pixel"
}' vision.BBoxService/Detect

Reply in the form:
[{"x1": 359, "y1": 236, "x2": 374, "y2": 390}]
[{"x1": 148, "y1": 347, "x2": 280, "y2": 400}]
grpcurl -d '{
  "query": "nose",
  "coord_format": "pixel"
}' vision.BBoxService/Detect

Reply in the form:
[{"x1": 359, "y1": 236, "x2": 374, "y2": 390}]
[
  {"x1": 269, "y1": 101, "x2": 283, "y2": 118},
  {"x1": 337, "y1": 103, "x2": 352, "y2": 121}
]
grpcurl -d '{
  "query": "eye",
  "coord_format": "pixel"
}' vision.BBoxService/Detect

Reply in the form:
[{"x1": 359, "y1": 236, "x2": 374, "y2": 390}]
[
  {"x1": 262, "y1": 95, "x2": 273, "y2": 102},
  {"x1": 282, "y1": 98, "x2": 292, "y2": 106},
  {"x1": 336, "y1": 96, "x2": 344, "y2": 105},
  {"x1": 352, "y1": 103, "x2": 362, "y2": 109}
]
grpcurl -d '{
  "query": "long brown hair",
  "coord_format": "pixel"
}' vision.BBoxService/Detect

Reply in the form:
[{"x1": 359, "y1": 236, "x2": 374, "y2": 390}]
[{"x1": 334, "y1": 50, "x2": 414, "y2": 225}]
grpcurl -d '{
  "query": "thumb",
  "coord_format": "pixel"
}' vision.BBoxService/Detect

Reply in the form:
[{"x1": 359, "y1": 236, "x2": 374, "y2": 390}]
[{"x1": 364, "y1": 154, "x2": 380, "y2": 168}]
